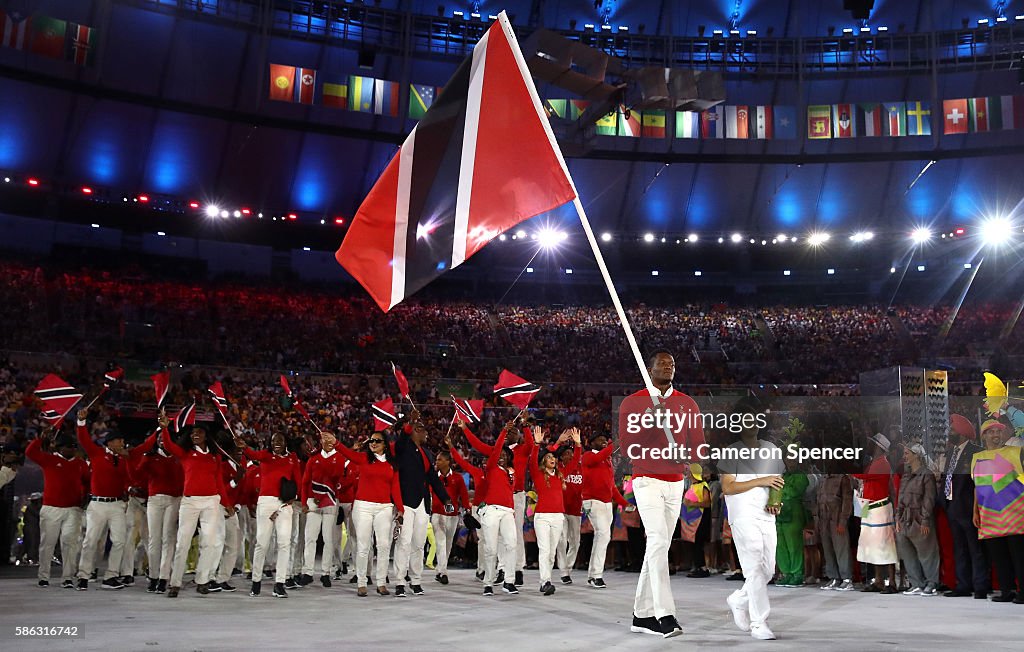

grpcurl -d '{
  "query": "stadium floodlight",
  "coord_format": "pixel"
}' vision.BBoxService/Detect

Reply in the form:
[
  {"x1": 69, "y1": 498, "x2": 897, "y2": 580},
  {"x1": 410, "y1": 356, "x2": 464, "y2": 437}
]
[
  {"x1": 601, "y1": 232, "x2": 612, "y2": 242},
  {"x1": 807, "y1": 232, "x2": 830, "y2": 246},
  {"x1": 219, "y1": 210, "x2": 229, "y2": 219},
  {"x1": 537, "y1": 228, "x2": 566, "y2": 249},
  {"x1": 730, "y1": 233, "x2": 743, "y2": 243},
  {"x1": 783, "y1": 270, "x2": 791, "y2": 276},
  {"x1": 516, "y1": 229, "x2": 527, "y2": 238},
  {"x1": 644, "y1": 233, "x2": 655, "y2": 242},
  {"x1": 917, "y1": 264, "x2": 926, "y2": 271},
  {"x1": 850, "y1": 231, "x2": 874, "y2": 243},
  {"x1": 688, "y1": 233, "x2": 699, "y2": 242},
  {"x1": 911, "y1": 227, "x2": 932, "y2": 244},
  {"x1": 205, "y1": 205, "x2": 219, "y2": 218},
  {"x1": 776, "y1": 233, "x2": 787, "y2": 243},
  {"x1": 979, "y1": 217, "x2": 1013, "y2": 246},
  {"x1": 694, "y1": 270, "x2": 702, "y2": 276}
]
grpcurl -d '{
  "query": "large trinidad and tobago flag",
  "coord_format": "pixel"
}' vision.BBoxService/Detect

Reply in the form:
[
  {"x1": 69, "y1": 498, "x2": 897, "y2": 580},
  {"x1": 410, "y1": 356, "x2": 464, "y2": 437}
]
[
  {"x1": 335, "y1": 12, "x2": 577, "y2": 312},
  {"x1": 34, "y1": 374, "x2": 83, "y2": 425}
]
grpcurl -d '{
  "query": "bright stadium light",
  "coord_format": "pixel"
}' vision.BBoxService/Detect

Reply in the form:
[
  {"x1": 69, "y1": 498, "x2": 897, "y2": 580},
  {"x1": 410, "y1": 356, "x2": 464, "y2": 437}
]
[
  {"x1": 205, "y1": 205, "x2": 219, "y2": 218},
  {"x1": 730, "y1": 233, "x2": 743, "y2": 243},
  {"x1": 776, "y1": 233, "x2": 787, "y2": 243},
  {"x1": 538, "y1": 228, "x2": 566, "y2": 249},
  {"x1": 644, "y1": 233, "x2": 655, "y2": 242},
  {"x1": 807, "y1": 232, "x2": 830, "y2": 246},
  {"x1": 516, "y1": 229, "x2": 527, "y2": 238},
  {"x1": 911, "y1": 227, "x2": 932, "y2": 244},
  {"x1": 688, "y1": 233, "x2": 699, "y2": 242},
  {"x1": 850, "y1": 231, "x2": 874, "y2": 243},
  {"x1": 601, "y1": 232, "x2": 612, "y2": 242},
  {"x1": 980, "y1": 217, "x2": 1013, "y2": 246}
]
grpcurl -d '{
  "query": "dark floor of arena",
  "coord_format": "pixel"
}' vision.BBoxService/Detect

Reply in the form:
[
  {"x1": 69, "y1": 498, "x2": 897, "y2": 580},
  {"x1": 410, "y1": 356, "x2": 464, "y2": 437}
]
[{"x1": 0, "y1": 565, "x2": 1017, "y2": 651}]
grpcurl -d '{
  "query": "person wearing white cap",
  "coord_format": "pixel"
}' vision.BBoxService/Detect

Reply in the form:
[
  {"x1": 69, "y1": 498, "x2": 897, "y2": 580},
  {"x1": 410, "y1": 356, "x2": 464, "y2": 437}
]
[
  {"x1": 853, "y1": 433, "x2": 898, "y2": 594},
  {"x1": 895, "y1": 442, "x2": 940, "y2": 596}
]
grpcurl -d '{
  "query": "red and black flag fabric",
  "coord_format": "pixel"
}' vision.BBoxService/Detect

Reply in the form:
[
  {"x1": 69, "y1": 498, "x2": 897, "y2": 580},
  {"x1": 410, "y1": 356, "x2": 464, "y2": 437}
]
[
  {"x1": 280, "y1": 375, "x2": 311, "y2": 419},
  {"x1": 391, "y1": 362, "x2": 411, "y2": 398},
  {"x1": 334, "y1": 12, "x2": 577, "y2": 312},
  {"x1": 172, "y1": 400, "x2": 197, "y2": 433},
  {"x1": 151, "y1": 370, "x2": 171, "y2": 409},
  {"x1": 208, "y1": 381, "x2": 229, "y2": 421},
  {"x1": 372, "y1": 398, "x2": 398, "y2": 431},
  {"x1": 493, "y1": 370, "x2": 540, "y2": 411},
  {"x1": 102, "y1": 366, "x2": 124, "y2": 390},
  {"x1": 34, "y1": 374, "x2": 83, "y2": 425},
  {"x1": 452, "y1": 396, "x2": 484, "y2": 423}
]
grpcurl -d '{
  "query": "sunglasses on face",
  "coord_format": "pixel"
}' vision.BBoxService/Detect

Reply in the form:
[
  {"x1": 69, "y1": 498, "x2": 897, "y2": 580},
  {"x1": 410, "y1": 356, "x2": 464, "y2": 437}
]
[{"x1": 369, "y1": 439, "x2": 385, "y2": 444}]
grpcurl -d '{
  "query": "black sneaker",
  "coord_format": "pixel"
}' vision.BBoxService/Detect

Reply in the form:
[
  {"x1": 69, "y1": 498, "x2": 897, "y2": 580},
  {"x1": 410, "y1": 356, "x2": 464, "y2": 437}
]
[
  {"x1": 475, "y1": 570, "x2": 485, "y2": 582},
  {"x1": 167, "y1": 586, "x2": 179, "y2": 598},
  {"x1": 62, "y1": 579, "x2": 74, "y2": 589},
  {"x1": 101, "y1": 577, "x2": 124, "y2": 590},
  {"x1": 349, "y1": 575, "x2": 358, "y2": 584},
  {"x1": 727, "y1": 572, "x2": 745, "y2": 581},
  {"x1": 333, "y1": 569, "x2": 343, "y2": 581},
  {"x1": 320, "y1": 575, "x2": 331, "y2": 588},
  {"x1": 541, "y1": 581, "x2": 556, "y2": 596},
  {"x1": 299, "y1": 573, "x2": 314, "y2": 586},
  {"x1": 495, "y1": 570, "x2": 505, "y2": 585},
  {"x1": 206, "y1": 581, "x2": 222, "y2": 593},
  {"x1": 273, "y1": 582, "x2": 288, "y2": 598},
  {"x1": 232, "y1": 568, "x2": 242, "y2": 577},
  {"x1": 342, "y1": 562, "x2": 348, "y2": 575},
  {"x1": 76, "y1": 578, "x2": 88, "y2": 591},
  {"x1": 284, "y1": 577, "x2": 299, "y2": 590},
  {"x1": 588, "y1": 578, "x2": 607, "y2": 588},
  {"x1": 483, "y1": 585, "x2": 493, "y2": 596},
  {"x1": 120, "y1": 575, "x2": 135, "y2": 585},
  {"x1": 196, "y1": 582, "x2": 209, "y2": 595},
  {"x1": 219, "y1": 582, "x2": 237, "y2": 592},
  {"x1": 37, "y1": 580, "x2": 49, "y2": 588},
  {"x1": 560, "y1": 575, "x2": 573, "y2": 585},
  {"x1": 630, "y1": 615, "x2": 661, "y2": 636},
  {"x1": 156, "y1": 579, "x2": 167, "y2": 594},
  {"x1": 687, "y1": 568, "x2": 711, "y2": 578},
  {"x1": 90, "y1": 570, "x2": 98, "y2": 581},
  {"x1": 395, "y1": 585, "x2": 407, "y2": 598},
  {"x1": 502, "y1": 582, "x2": 519, "y2": 595},
  {"x1": 438, "y1": 574, "x2": 449, "y2": 585},
  {"x1": 146, "y1": 578, "x2": 158, "y2": 593},
  {"x1": 250, "y1": 581, "x2": 261, "y2": 597},
  {"x1": 411, "y1": 584, "x2": 424, "y2": 596},
  {"x1": 405, "y1": 574, "x2": 411, "y2": 583},
  {"x1": 514, "y1": 570, "x2": 524, "y2": 586},
  {"x1": 658, "y1": 615, "x2": 683, "y2": 639}
]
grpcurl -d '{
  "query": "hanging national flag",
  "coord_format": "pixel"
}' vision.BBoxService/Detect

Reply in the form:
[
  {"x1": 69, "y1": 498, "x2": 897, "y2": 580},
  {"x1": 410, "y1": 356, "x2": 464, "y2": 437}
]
[
  {"x1": 968, "y1": 97, "x2": 991, "y2": 132},
  {"x1": 102, "y1": 367, "x2": 124, "y2": 390},
  {"x1": 570, "y1": 100, "x2": 588, "y2": 120},
  {"x1": 674, "y1": 111, "x2": 699, "y2": 138},
  {"x1": 807, "y1": 105, "x2": 831, "y2": 139},
  {"x1": 700, "y1": 106, "x2": 723, "y2": 139},
  {"x1": 172, "y1": 400, "x2": 197, "y2": 433},
  {"x1": 323, "y1": 82, "x2": 348, "y2": 109},
  {"x1": 151, "y1": 370, "x2": 171, "y2": 409},
  {"x1": 34, "y1": 374, "x2": 83, "y2": 424},
  {"x1": 452, "y1": 396, "x2": 484, "y2": 424},
  {"x1": 753, "y1": 105, "x2": 773, "y2": 139},
  {"x1": 371, "y1": 398, "x2": 398, "y2": 431},
  {"x1": 65, "y1": 22, "x2": 96, "y2": 66},
  {"x1": 269, "y1": 64, "x2": 296, "y2": 102},
  {"x1": 30, "y1": 15, "x2": 66, "y2": 59},
  {"x1": 295, "y1": 67, "x2": 316, "y2": 105},
  {"x1": 998, "y1": 95, "x2": 1024, "y2": 130},
  {"x1": 773, "y1": 105, "x2": 797, "y2": 139},
  {"x1": 1, "y1": 10, "x2": 30, "y2": 50},
  {"x1": 883, "y1": 102, "x2": 907, "y2": 136},
  {"x1": 391, "y1": 362, "x2": 411, "y2": 398},
  {"x1": 858, "y1": 103, "x2": 884, "y2": 137},
  {"x1": 493, "y1": 369, "x2": 540, "y2": 411},
  {"x1": 641, "y1": 111, "x2": 666, "y2": 138},
  {"x1": 545, "y1": 99, "x2": 567, "y2": 119},
  {"x1": 334, "y1": 13, "x2": 577, "y2": 312},
  {"x1": 374, "y1": 79, "x2": 400, "y2": 117},
  {"x1": 349, "y1": 75, "x2": 375, "y2": 112},
  {"x1": 409, "y1": 84, "x2": 436, "y2": 119},
  {"x1": 906, "y1": 101, "x2": 931, "y2": 136},
  {"x1": 942, "y1": 99, "x2": 968, "y2": 135},
  {"x1": 832, "y1": 103, "x2": 856, "y2": 138},
  {"x1": 207, "y1": 381, "x2": 229, "y2": 421},
  {"x1": 595, "y1": 111, "x2": 617, "y2": 135},
  {"x1": 725, "y1": 105, "x2": 750, "y2": 139},
  {"x1": 617, "y1": 107, "x2": 641, "y2": 137}
]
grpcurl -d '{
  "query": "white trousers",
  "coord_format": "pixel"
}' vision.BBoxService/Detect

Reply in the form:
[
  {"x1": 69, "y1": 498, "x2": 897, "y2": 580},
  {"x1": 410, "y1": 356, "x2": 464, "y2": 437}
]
[
  {"x1": 235, "y1": 507, "x2": 250, "y2": 571},
  {"x1": 394, "y1": 501, "x2": 429, "y2": 585},
  {"x1": 170, "y1": 495, "x2": 226, "y2": 587},
  {"x1": 243, "y1": 507, "x2": 258, "y2": 572},
  {"x1": 480, "y1": 505, "x2": 517, "y2": 585},
  {"x1": 632, "y1": 477, "x2": 684, "y2": 619},
  {"x1": 147, "y1": 495, "x2": 180, "y2": 581},
  {"x1": 557, "y1": 514, "x2": 582, "y2": 575},
  {"x1": 289, "y1": 509, "x2": 304, "y2": 577},
  {"x1": 352, "y1": 500, "x2": 394, "y2": 588},
  {"x1": 78, "y1": 500, "x2": 127, "y2": 581},
  {"x1": 513, "y1": 491, "x2": 526, "y2": 572},
  {"x1": 431, "y1": 513, "x2": 460, "y2": 575},
  {"x1": 216, "y1": 512, "x2": 241, "y2": 583},
  {"x1": 121, "y1": 496, "x2": 148, "y2": 577},
  {"x1": 730, "y1": 518, "x2": 778, "y2": 628},
  {"x1": 338, "y1": 502, "x2": 355, "y2": 567},
  {"x1": 251, "y1": 496, "x2": 294, "y2": 585},
  {"x1": 534, "y1": 512, "x2": 565, "y2": 586},
  {"x1": 39, "y1": 505, "x2": 83, "y2": 582},
  {"x1": 585, "y1": 500, "x2": 614, "y2": 579},
  {"x1": 303, "y1": 500, "x2": 339, "y2": 576},
  {"x1": 472, "y1": 505, "x2": 486, "y2": 575}
]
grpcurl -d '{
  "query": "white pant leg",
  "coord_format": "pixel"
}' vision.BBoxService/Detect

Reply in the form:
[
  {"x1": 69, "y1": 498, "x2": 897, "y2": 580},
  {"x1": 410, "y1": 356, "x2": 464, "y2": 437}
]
[
  {"x1": 216, "y1": 512, "x2": 240, "y2": 583},
  {"x1": 632, "y1": 477, "x2": 684, "y2": 620},
  {"x1": 189, "y1": 496, "x2": 225, "y2": 586},
  {"x1": 170, "y1": 498, "x2": 202, "y2": 588},
  {"x1": 534, "y1": 512, "x2": 564, "y2": 586},
  {"x1": 497, "y1": 508, "x2": 518, "y2": 582},
  {"x1": 340, "y1": 502, "x2": 355, "y2": 567},
  {"x1": 371, "y1": 503, "x2": 395, "y2": 586},
  {"x1": 234, "y1": 508, "x2": 248, "y2": 571},
  {"x1": 260, "y1": 498, "x2": 292, "y2": 584},
  {"x1": 586, "y1": 500, "x2": 614, "y2": 579},
  {"x1": 289, "y1": 510, "x2": 304, "y2": 578},
  {"x1": 431, "y1": 514, "x2": 459, "y2": 575},
  {"x1": 77, "y1": 501, "x2": 127, "y2": 581},
  {"x1": 731, "y1": 518, "x2": 777, "y2": 629},
  {"x1": 479, "y1": 506, "x2": 502, "y2": 585},
  {"x1": 302, "y1": 501, "x2": 323, "y2": 577},
  {"x1": 251, "y1": 498, "x2": 279, "y2": 585},
  {"x1": 513, "y1": 491, "x2": 526, "y2": 572},
  {"x1": 120, "y1": 497, "x2": 145, "y2": 577},
  {"x1": 62, "y1": 508, "x2": 84, "y2": 580},
  {"x1": 38, "y1": 505, "x2": 63, "y2": 582},
  {"x1": 244, "y1": 508, "x2": 258, "y2": 573},
  {"x1": 352, "y1": 501, "x2": 393, "y2": 587},
  {"x1": 352, "y1": 501, "x2": 374, "y2": 587},
  {"x1": 560, "y1": 514, "x2": 582, "y2": 574},
  {"x1": 395, "y1": 501, "x2": 429, "y2": 585},
  {"x1": 317, "y1": 506, "x2": 338, "y2": 575}
]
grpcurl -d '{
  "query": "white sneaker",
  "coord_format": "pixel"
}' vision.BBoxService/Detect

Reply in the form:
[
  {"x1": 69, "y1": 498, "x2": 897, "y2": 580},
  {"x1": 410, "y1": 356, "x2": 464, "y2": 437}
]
[
  {"x1": 835, "y1": 579, "x2": 855, "y2": 591},
  {"x1": 750, "y1": 624, "x2": 776, "y2": 640},
  {"x1": 903, "y1": 587, "x2": 922, "y2": 596},
  {"x1": 820, "y1": 579, "x2": 838, "y2": 590},
  {"x1": 726, "y1": 591, "x2": 751, "y2": 632}
]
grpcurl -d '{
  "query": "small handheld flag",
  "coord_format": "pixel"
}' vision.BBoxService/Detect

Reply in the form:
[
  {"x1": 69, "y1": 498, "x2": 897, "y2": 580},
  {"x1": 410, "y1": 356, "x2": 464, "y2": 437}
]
[
  {"x1": 372, "y1": 398, "x2": 398, "y2": 431},
  {"x1": 391, "y1": 362, "x2": 411, "y2": 399},
  {"x1": 452, "y1": 396, "x2": 484, "y2": 424},
  {"x1": 493, "y1": 370, "x2": 540, "y2": 411},
  {"x1": 102, "y1": 367, "x2": 124, "y2": 390},
  {"x1": 207, "y1": 381, "x2": 229, "y2": 421},
  {"x1": 151, "y1": 370, "x2": 171, "y2": 409},
  {"x1": 34, "y1": 374, "x2": 83, "y2": 425},
  {"x1": 172, "y1": 400, "x2": 197, "y2": 433}
]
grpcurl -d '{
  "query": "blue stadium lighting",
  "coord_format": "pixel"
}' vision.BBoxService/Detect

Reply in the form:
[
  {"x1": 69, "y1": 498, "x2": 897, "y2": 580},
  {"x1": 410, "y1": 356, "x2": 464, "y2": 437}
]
[
  {"x1": 996, "y1": 16, "x2": 1008, "y2": 23},
  {"x1": 712, "y1": 29, "x2": 724, "y2": 36},
  {"x1": 843, "y1": 28, "x2": 854, "y2": 34},
  {"x1": 584, "y1": 23, "x2": 595, "y2": 30},
  {"x1": 526, "y1": 267, "x2": 534, "y2": 273},
  {"x1": 470, "y1": 13, "x2": 481, "y2": 20},
  {"x1": 618, "y1": 26, "x2": 628, "y2": 32},
  {"x1": 878, "y1": 26, "x2": 889, "y2": 31},
  {"x1": 827, "y1": 268, "x2": 836, "y2": 275},
  {"x1": 783, "y1": 270, "x2": 792, "y2": 276},
  {"x1": 746, "y1": 30, "x2": 757, "y2": 36},
  {"x1": 729, "y1": 29, "x2": 740, "y2": 35},
  {"x1": 911, "y1": 227, "x2": 932, "y2": 244},
  {"x1": 978, "y1": 18, "x2": 990, "y2": 25},
  {"x1": 1017, "y1": 15, "x2": 1024, "y2": 20},
  {"x1": 452, "y1": 11, "x2": 464, "y2": 17},
  {"x1": 917, "y1": 265, "x2": 926, "y2": 272},
  {"x1": 602, "y1": 25, "x2": 612, "y2": 31},
  {"x1": 488, "y1": 15, "x2": 498, "y2": 20},
  {"x1": 964, "y1": 263, "x2": 973, "y2": 269}
]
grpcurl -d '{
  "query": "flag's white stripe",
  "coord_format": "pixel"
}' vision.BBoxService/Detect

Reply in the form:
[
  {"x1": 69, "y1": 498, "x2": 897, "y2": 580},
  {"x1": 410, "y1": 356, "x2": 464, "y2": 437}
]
[
  {"x1": 373, "y1": 79, "x2": 384, "y2": 115},
  {"x1": 451, "y1": 28, "x2": 490, "y2": 269},
  {"x1": 389, "y1": 126, "x2": 417, "y2": 309}
]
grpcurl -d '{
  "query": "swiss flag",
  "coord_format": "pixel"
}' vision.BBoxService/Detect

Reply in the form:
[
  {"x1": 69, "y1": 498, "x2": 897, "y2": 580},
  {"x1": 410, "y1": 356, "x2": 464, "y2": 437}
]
[
  {"x1": 943, "y1": 99, "x2": 968, "y2": 134},
  {"x1": 334, "y1": 13, "x2": 576, "y2": 312}
]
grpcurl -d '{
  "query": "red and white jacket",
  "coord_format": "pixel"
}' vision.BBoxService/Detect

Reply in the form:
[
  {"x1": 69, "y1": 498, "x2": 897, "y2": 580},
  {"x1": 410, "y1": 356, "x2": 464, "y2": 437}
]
[{"x1": 301, "y1": 449, "x2": 345, "y2": 507}]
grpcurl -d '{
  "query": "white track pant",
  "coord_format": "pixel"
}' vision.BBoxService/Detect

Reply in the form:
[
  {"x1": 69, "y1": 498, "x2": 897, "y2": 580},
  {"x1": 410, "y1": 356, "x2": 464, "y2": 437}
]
[
  {"x1": 146, "y1": 495, "x2": 180, "y2": 581},
  {"x1": 77, "y1": 500, "x2": 127, "y2": 581},
  {"x1": 394, "y1": 501, "x2": 429, "y2": 585},
  {"x1": 352, "y1": 500, "x2": 394, "y2": 588},
  {"x1": 557, "y1": 514, "x2": 582, "y2": 576},
  {"x1": 513, "y1": 491, "x2": 526, "y2": 572},
  {"x1": 235, "y1": 508, "x2": 250, "y2": 571},
  {"x1": 170, "y1": 495, "x2": 225, "y2": 587},
  {"x1": 251, "y1": 496, "x2": 293, "y2": 585},
  {"x1": 632, "y1": 477, "x2": 684, "y2": 620},
  {"x1": 120, "y1": 497, "x2": 148, "y2": 577},
  {"x1": 289, "y1": 509, "x2": 304, "y2": 577},
  {"x1": 730, "y1": 518, "x2": 778, "y2": 629},
  {"x1": 480, "y1": 505, "x2": 516, "y2": 585},
  {"x1": 216, "y1": 512, "x2": 241, "y2": 583},
  {"x1": 534, "y1": 512, "x2": 565, "y2": 586},
  {"x1": 303, "y1": 500, "x2": 338, "y2": 576},
  {"x1": 38, "y1": 505, "x2": 83, "y2": 582},
  {"x1": 431, "y1": 513, "x2": 460, "y2": 575},
  {"x1": 585, "y1": 500, "x2": 613, "y2": 579}
]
